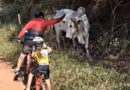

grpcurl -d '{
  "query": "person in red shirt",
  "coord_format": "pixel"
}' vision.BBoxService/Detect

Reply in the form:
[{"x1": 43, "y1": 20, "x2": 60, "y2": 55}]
[{"x1": 14, "y1": 11, "x2": 64, "y2": 80}]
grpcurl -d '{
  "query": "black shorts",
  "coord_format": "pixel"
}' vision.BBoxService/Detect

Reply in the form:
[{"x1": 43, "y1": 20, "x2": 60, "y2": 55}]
[
  {"x1": 22, "y1": 40, "x2": 33, "y2": 55},
  {"x1": 31, "y1": 65, "x2": 50, "y2": 80}
]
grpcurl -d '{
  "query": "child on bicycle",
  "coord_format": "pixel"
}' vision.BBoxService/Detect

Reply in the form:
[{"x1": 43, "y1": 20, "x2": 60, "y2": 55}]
[{"x1": 26, "y1": 37, "x2": 52, "y2": 90}]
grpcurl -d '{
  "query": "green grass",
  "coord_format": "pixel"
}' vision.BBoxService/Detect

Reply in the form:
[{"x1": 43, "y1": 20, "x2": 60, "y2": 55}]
[
  {"x1": 49, "y1": 50, "x2": 130, "y2": 90},
  {"x1": 0, "y1": 24, "x2": 21, "y2": 62}
]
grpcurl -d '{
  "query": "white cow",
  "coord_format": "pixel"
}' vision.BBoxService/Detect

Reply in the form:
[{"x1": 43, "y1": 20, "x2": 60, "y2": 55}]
[
  {"x1": 69, "y1": 14, "x2": 90, "y2": 58},
  {"x1": 53, "y1": 7, "x2": 91, "y2": 58}
]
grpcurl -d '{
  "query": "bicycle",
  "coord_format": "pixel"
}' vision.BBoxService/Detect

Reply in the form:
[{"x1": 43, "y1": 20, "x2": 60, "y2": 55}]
[
  {"x1": 25, "y1": 55, "x2": 47, "y2": 90},
  {"x1": 13, "y1": 41, "x2": 47, "y2": 90}
]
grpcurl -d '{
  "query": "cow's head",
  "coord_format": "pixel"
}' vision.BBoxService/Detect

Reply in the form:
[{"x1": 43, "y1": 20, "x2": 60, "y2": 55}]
[
  {"x1": 65, "y1": 17, "x2": 84, "y2": 39},
  {"x1": 65, "y1": 20, "x2": 74, "y2": 39}
]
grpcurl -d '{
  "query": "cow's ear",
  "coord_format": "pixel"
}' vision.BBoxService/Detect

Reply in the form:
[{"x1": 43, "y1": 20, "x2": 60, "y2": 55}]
[{"x1": 76, "y1": 7, "x2": 85, "y2": 16}]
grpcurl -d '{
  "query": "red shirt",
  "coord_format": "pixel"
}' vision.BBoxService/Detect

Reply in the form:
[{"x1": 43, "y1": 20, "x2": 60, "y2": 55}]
[{"x1": 17, "y1": 18, "x2": 62, "y2": 39}]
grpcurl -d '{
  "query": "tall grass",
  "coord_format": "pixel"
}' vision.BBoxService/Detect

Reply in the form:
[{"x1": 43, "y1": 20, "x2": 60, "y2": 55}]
[
  {"x1": 49, "y1": 50, "x2": 130, "y2": 90},
  {"x1": 0, "y1": 24, "x2": 21, "y2": 62}
]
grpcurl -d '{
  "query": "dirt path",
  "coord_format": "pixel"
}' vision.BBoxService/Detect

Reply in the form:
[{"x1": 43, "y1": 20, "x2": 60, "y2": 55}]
[{"x1": 0, "y1": 59, "x2": 25, "y2": 90}]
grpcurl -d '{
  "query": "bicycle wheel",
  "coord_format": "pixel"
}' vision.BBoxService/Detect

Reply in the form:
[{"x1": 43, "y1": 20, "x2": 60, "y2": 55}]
[{"x1": 31, "y1": 84, "x2": 45, "y2": 90}]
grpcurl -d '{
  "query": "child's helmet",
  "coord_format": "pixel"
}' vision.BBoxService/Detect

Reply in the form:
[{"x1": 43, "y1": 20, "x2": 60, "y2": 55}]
[{"x1": 33, "y1": 37, "x2": 44, "y2": 47}]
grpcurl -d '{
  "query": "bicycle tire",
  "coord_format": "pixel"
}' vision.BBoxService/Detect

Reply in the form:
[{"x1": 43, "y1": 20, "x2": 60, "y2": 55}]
[{"x1": 30, "y1": 84, "x2": 45, "y2": 90}]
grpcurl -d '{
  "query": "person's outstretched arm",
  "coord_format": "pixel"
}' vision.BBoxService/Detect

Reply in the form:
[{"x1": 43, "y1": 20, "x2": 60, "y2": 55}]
[{"x1": 45, "y1": 14, "x2": 65, "y2": 26}]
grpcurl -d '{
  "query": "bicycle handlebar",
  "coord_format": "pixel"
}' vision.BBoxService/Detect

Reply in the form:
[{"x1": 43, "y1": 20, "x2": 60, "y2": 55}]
[{"x1": 13, "y1": 39, "x2": 24, "y2": 44}]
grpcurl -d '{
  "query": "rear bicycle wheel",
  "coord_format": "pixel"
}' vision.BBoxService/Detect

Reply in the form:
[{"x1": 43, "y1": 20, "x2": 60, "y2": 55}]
[{"x1": 30, "y1": 82, "x2": 45, "y2": 90}]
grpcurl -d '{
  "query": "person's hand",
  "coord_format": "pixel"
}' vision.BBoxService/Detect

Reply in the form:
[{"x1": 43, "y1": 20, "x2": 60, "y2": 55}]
[
  {"x1": 43, "y1": 43, "x2": 47, "y2": 48},
  {"x1": 15, "y1": 38, "x2": 21, "y2": 44}
]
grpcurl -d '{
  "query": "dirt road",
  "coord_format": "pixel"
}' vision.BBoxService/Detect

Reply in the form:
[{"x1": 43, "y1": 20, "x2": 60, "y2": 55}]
[{"x1": 0, "y1": 59, "x2": 25, "y2": 90}]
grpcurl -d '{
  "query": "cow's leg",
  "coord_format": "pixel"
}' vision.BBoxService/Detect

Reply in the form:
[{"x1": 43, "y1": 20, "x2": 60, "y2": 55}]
[
  {"x1": 61, "y1": 31, "x2": 67, "y2": 48},
  {"x1": 56, "y1": 31, "x2": 61, "y2": 48},
  {"x1": 72, "y1": 37, "x2": 77, "y2": 50},
  {"x1": 84, "y1": 33, "x2": 91, "y2": 59},
  {"x1": 54, "y1": 25, "x2": 61, "y2": 49}
]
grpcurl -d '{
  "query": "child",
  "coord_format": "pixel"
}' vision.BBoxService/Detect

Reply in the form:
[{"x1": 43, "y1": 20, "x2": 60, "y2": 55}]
[{"x1": 26, "y1": 37, "x2": 52, "y2": 90}]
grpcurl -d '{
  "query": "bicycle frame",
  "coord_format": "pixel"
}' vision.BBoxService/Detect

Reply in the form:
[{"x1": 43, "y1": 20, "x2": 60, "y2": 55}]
[{"x1": 14, "y1": 40, "x2": 45, "y2": 90}]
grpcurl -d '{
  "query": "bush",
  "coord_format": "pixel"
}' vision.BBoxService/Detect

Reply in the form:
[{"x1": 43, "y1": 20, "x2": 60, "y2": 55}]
[{"x1": 0, "y1": 2, "x2": 31, "y2": 24}]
